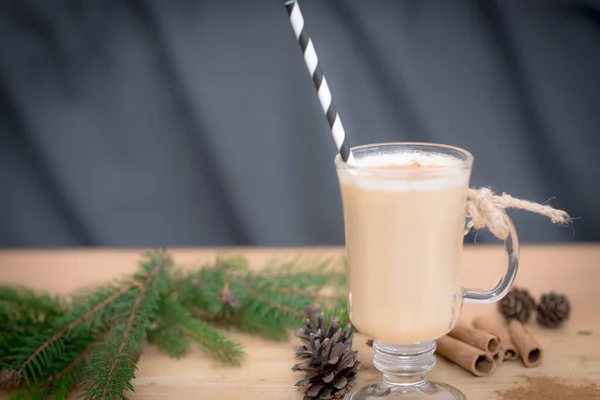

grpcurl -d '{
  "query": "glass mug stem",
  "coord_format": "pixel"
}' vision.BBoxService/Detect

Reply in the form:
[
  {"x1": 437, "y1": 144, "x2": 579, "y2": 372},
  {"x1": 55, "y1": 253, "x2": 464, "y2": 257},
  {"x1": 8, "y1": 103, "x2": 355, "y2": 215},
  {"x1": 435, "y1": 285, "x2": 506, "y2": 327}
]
[{"x1": 463, "y1": 210, "x2": 520, "y2": 303}]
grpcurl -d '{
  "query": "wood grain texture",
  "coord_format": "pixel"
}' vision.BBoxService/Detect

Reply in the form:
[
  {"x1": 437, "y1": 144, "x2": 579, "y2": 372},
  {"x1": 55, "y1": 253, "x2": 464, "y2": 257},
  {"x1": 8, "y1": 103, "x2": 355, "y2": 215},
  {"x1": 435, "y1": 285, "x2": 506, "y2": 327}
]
[{"x1": 0, "y1": 245, "x2": 599, "y2": 399}]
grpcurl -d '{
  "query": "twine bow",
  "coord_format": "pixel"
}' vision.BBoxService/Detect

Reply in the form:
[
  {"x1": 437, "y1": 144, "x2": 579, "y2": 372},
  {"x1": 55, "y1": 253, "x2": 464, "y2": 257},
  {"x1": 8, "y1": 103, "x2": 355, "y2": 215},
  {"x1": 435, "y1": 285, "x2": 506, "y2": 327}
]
[{"x1": 466, "y1": 188, "x2": 571, "y2": 240}]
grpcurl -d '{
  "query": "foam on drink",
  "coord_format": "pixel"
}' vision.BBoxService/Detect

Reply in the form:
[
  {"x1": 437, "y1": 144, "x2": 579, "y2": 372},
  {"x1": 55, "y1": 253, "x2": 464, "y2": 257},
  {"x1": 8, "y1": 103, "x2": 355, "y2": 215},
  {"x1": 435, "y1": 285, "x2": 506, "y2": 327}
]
[
  {"x1": 353, "y1": 151, "x2": 462, "y2": 169},
  {"x1": 339, "y1": 151, "x2": 469, "y2": 192}
]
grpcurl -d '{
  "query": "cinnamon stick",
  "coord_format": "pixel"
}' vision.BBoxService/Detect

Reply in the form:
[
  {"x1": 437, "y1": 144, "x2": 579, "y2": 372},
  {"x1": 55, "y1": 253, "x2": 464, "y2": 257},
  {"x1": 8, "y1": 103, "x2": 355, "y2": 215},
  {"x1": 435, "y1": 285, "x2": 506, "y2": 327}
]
[
  {"x1": 508, "y1": 320, "x2": 543, "y2": 368},
  {"x1": 436, "y1": 335, "x2": 496, "y2": 377},
  {"x1": 448, "y1": 321, "x2": 500, "y2": 356},
  {"x1": 473, "y1": 316, "x2": 519, "y2": 365}
]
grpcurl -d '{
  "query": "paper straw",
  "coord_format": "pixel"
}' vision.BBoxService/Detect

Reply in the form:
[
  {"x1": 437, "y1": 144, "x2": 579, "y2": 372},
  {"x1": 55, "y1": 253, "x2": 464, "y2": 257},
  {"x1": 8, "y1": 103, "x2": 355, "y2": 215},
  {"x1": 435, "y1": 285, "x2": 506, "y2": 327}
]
[{"x1": 285, "y1": 0, "x2": 355, "y2": 164}]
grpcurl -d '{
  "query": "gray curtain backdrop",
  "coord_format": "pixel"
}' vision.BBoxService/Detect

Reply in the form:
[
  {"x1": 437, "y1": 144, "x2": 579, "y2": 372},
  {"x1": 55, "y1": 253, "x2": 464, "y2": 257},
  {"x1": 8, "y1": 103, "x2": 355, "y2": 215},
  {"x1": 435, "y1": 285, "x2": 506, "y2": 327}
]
[{"x1": 1, "y1": 0, "x2": 599, "y2": 247}]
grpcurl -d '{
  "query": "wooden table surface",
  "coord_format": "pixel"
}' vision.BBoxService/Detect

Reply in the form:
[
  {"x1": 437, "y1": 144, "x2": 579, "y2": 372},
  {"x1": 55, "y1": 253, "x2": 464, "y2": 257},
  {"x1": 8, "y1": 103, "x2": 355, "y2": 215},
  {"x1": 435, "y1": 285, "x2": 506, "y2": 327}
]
[{"x1": 0, "y1": 245, "x2": 599, "y2": 399}]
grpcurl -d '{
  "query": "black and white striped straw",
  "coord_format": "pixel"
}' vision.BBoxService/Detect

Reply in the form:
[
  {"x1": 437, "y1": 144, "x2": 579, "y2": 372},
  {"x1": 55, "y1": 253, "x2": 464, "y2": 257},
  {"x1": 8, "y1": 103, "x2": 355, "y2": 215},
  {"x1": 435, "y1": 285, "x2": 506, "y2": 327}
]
[{"x1": 285, "y1": 0, "x2": 355, "y2": 164}]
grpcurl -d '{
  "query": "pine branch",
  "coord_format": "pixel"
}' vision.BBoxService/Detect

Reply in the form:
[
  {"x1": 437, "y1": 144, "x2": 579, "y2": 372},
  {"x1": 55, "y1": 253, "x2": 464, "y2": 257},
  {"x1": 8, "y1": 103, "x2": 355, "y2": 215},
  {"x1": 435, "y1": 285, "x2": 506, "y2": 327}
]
[
  {"x1": 3, "y1": 328, "x2": 109, "y2": 398},
  {"x1": 259, "y1": 257, "x2": 346, "y2": 285},
  {"x1": 232, "y1": 314, "x2": 288, "y2": 341},
  {"x1": 80, "y1": 254, "x2": 169, "y2": 400},
  {"x1": 244, "y1": 284, "x2": 305, "y2": 319},
  {"x1": 4, "y1": 284, "x2": 137, "y2": 386},
  {"x1": 1, "y1": 251, "x2": 351, "y2": 400},
  {"x1": 188, "y1": 308, "x2": 288, "y2": 341},
  {"x1": 50, "y1": 376, "x2": 71, "y2": 400},
  {"x1": 0, "y1": 286, "x2": 65, "y2": 324},
  {"x1": 101, "y1": 295, "x2": 149, "y2": 398},
  {"x1": 9, "y1": 381, "x2": 52, "y2": 400},
  {"x1": 153, "y1": 297, "x2": 244, "y2": 364},
  {"x1": 9, "y1": 375, "x2": 71, "y2": 400},
  {"x1": 47, "y1": 337, "x2": 99, "y2": 382},
  {"x1": 0, "y1": 291, "x2": 66, "y2": 370},
  {"x1": 147, "y1": 327, "x2": 188, "y2": 358},
  {"x1": 178, "y1": 322, "x2": 244, "y2": 365},
  {"x1": 1, "y1": 321, "x2": 48, "y2": 362}
]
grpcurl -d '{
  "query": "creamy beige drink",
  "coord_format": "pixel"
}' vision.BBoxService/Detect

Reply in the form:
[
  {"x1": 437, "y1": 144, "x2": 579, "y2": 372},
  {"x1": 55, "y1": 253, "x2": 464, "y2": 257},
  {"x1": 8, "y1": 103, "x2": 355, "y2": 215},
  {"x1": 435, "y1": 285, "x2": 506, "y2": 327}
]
[{"x1": 337, "y1": 151, "x2": 470, "y2": 343}]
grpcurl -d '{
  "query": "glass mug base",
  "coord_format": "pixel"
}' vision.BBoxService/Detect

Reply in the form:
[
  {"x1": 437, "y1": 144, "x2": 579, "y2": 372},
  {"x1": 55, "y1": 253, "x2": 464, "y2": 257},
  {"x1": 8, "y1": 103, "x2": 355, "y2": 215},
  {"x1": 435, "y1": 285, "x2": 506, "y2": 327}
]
[
  {"x1": 344, "y1": 381, "x2": 466, "y2": 400},
  {"x1": 344, "y1": 341, "x2": 466, "y2": 400}
]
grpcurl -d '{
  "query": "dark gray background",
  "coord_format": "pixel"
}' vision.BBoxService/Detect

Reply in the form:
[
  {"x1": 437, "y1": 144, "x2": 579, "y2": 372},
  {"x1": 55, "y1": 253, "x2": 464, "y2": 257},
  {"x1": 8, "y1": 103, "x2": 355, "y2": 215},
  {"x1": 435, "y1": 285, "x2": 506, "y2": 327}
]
[{"x1": 0, "y1": 0, "x2": 599, "y2": 247}]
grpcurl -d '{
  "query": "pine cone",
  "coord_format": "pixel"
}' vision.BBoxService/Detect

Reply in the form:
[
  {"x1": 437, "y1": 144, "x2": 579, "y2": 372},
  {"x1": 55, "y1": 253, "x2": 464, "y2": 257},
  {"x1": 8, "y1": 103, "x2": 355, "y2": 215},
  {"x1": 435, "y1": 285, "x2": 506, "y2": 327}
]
[
  {"x1": 304, "y1": 302, "x2": 321, "y2": 320},
  {"x1": 537, "y1": 292, "x2": 570, "y2": 328},
  {"x1": 218, "y1": 283, "x2": 240, "y2": 310},
  {"x1": 0, "y1": 369, "x2": 19, "y2": 389},
  {"x1": 498, "y1": 287, "x2": 536, "y2": 323},
  {"x1": 292, "y1": 313, "x2": 360, "y2": 400}
]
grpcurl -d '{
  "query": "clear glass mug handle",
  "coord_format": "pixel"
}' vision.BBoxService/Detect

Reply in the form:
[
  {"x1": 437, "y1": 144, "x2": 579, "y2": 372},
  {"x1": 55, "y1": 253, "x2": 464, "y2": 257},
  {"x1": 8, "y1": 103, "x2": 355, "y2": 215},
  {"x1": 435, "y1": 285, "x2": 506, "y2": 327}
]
[{"x1": 463, "y1": 210, "x2": 520, "y2": 304}]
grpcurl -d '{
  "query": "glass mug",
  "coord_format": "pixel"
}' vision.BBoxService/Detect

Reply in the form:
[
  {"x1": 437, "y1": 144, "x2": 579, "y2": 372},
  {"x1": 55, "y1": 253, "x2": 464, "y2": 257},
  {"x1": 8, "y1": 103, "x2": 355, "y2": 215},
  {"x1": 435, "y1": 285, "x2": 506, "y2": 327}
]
[{"x1": 334, "y1": 143, "x2": 519, "y2": 400}]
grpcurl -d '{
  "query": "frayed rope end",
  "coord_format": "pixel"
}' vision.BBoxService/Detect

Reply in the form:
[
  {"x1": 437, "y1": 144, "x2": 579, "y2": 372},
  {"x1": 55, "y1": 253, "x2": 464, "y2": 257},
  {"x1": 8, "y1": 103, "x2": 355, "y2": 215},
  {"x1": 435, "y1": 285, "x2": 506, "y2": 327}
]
[{"x1": 467, "y1": 188, "x2": 571, "y2": 240}]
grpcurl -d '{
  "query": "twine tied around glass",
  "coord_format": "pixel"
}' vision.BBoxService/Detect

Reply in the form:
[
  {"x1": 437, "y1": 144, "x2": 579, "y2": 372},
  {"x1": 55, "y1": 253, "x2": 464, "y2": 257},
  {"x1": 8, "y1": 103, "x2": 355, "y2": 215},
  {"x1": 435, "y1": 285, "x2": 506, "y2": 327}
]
[{"x1": 466, "y1": 188, "x2": 571, "y2": 240}]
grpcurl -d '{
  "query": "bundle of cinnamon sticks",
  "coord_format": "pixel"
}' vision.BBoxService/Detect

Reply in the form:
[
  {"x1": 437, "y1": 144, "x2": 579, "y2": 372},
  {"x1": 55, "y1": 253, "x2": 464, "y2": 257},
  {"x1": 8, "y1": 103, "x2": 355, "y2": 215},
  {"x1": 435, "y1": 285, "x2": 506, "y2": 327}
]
[{"x1": 435, "y1": 316, "x2": 543, "y2": 377}]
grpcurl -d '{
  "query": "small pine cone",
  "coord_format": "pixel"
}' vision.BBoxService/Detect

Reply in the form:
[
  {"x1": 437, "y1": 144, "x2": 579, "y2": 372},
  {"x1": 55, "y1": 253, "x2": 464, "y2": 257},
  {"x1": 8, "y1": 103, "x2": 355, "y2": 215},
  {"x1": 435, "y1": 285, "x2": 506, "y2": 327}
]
[
  {"x1": 292, "y1": 313, "x2": 360, "y2": 400},
  {"x1": 304, "y1": 302, "x2": 321, "y2": 320},
  {"x1": 498, "y1": 287, "x2": 536, "y2": 323},
  {"x1": 537, "y1": 292, "x2": 570, "y2": 328},
  {"x1": 0, "y1": 369, "x2": 19, "y2": 389},
  {"x1": 218, "y1": 283, "x2": 241, "y2": 310}
]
